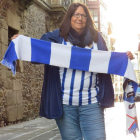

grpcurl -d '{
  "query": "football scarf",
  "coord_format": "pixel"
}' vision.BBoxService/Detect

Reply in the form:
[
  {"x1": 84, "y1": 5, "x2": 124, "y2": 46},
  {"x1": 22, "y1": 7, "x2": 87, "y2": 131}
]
[{"x1": 1, "y1": 35, "x2": 139, "y2": 136}]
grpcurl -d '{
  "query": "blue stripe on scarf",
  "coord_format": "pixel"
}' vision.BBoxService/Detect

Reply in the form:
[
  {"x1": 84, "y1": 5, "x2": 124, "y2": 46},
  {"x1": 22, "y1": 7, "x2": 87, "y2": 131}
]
[
  {"x1": 69, "y1": 69, "x2": 76, "y2": 105},
  {"x1": 79, "y1": 71, "x2": 85, "y2": 106},
  {"x1": 123, "y1": 94, "x2": 135, "y2": 103},
  {"x1": 133, "y1": 82, "x2": 138, "y2": 93},
  {"x1": 108, "y1": 52, "x2": 128, "y2": 76},
  {"x1": 130, "y1": 123, "x2": 138, "y2": 130},
  {"x1": 31, "y1": 38, "x2": 51, "y2": 64},
  {"x1": 1, "y1": 41, "x2": 18, "y2": 75},
  {"x1": 5, "y1": 42, "x2": 18, "y2": 62},
  {"x1": 123, "y1": 81, "x2": 135, "y2": 103},
  {"x1": 69, "y1": 46, "x2": 91, "y2": 71}
]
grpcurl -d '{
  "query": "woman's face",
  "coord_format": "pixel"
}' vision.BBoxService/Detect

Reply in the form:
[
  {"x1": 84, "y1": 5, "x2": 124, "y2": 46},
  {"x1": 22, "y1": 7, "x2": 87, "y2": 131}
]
[{"x1": 71, "y1": 6, "x2": 87, "y2": 34}]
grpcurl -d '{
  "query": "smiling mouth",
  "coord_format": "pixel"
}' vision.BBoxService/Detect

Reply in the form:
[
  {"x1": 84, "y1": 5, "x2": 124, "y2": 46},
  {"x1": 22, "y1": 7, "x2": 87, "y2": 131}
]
[{"x1": 76, "y1": 23, "x2": 83, "y2": 24}]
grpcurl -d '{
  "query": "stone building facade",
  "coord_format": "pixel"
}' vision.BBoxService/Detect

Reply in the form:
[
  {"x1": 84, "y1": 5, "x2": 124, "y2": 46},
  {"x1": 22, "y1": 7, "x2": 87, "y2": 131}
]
[{"x1": 0, "y1": 0, "x2": 70, "y2": 127}]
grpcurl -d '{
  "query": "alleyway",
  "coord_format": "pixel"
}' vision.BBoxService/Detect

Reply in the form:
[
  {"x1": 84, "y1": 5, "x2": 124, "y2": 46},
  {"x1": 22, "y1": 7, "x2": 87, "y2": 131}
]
[{"x1": 0, "y1": 102, "x2": 140, "y2": 140}]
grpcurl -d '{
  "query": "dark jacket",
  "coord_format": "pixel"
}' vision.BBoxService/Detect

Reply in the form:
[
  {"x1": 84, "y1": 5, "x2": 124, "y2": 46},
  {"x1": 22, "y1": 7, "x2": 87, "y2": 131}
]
[{"x1": 39, "y1": 29, "x2": 114, "y2": 119}]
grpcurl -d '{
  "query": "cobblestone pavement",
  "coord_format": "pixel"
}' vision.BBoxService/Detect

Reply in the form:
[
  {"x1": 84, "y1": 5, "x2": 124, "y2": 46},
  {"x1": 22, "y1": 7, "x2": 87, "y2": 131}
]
[{"x1": 0, "y1": 102, "x2": 140, "y2": 140}]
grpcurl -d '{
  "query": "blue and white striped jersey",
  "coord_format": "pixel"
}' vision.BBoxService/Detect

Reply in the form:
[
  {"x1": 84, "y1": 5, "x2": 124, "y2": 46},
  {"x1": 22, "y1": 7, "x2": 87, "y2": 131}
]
[{"x1": 59, "y1": 40, "x2": 99, "y2": 106}]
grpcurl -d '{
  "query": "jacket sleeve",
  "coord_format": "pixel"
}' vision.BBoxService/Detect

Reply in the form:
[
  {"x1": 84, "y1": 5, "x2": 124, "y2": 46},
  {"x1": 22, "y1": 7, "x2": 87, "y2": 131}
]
[
  {"x1": 40, "y1": 29, "x2": 63, "y2": 43},
  {"x1": 97, "y1": 73, "x2": 114, "y2": 108},
  {"x1": 40, "y1": 33, "x2": 52, "y2": 42},
  {"x1": 97, "y1": 33, "x2": 114, "y2": 108}
]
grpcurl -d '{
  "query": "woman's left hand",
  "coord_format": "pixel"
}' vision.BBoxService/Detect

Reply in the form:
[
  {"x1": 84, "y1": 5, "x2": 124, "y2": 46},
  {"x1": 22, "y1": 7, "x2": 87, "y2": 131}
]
[{"x1": 127, "y1": 51, "x2": 135, "y2": 60}]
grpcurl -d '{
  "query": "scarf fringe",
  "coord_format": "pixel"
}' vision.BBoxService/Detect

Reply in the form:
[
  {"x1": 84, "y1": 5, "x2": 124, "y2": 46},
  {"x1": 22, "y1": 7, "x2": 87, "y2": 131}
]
[
  {"x1": 127, "y1": 128, "x2": 139, "y2": 137},
  {"x1": 1, "y1": 59, "x2": 16, "y2": 75}
]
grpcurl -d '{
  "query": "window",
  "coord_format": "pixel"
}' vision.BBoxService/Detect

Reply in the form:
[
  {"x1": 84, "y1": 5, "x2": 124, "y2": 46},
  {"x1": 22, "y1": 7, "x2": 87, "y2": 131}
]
[
  {"x1": 8, "y1": 27, "x2": 21, "y2": 72},
  {"x1": 95, "y1": 23, "x2": 98, "y2": 28},
  {"x1": 89, "y1": 9, "x2": 98, "y2": 29},
  {"x1": 120, "y1": 76, "x2": 123, "y2": 81},
  {"x1": 115, "y1": 75, "x2": 117, "y2": 81},
  {"x1": 115, "y1": 83, "x2": 118, "y2": 91},
  {"x1": 120, "y1": 83, "x2": 123, "y2": 91},
  {"x1": 8, "y1": 27, "x2": 18, "y2": 45},
  {"x1": 90, "y1": 9, "x2": 98, "y2": 22}
]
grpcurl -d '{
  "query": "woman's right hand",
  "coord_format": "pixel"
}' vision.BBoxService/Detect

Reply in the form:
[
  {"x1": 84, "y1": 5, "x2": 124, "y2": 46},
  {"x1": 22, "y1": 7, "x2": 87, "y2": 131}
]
[{"x1": 11, "y1": 34, "x2": 19, "y2": 40}]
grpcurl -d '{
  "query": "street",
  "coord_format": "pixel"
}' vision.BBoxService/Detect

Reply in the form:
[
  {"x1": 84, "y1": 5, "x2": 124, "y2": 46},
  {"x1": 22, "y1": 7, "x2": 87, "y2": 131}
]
[{"x1": 0, "y1": 102, "x2": 140, "y2": 140}]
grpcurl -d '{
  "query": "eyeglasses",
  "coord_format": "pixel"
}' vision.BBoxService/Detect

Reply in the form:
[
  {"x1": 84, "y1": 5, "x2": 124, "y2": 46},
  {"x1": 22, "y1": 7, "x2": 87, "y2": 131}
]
[{"x1": 73, "y1": 13, "x2": 87, "y2": 20}]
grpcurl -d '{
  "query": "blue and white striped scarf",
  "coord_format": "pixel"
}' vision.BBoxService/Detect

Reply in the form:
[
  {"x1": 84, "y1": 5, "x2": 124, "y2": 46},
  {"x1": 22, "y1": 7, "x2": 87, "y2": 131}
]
[{"x1": 1, "y1": 35, "x2": 139, "y2": 136}]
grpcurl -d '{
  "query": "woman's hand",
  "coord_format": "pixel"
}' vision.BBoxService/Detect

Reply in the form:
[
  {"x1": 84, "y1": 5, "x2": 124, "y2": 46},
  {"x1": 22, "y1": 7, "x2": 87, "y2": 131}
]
[
  {"x1": 11, "y1": 34, "x2": 19, "y2": 40},
  {"x1": 127, "y1": 51, "x2": 135, "y2": 60}
]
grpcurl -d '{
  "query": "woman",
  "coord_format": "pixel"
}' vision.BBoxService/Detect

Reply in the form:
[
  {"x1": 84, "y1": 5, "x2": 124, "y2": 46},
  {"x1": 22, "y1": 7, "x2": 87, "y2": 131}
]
[{"x1": 12, "y1": 3, "x2": 134, "y2": 140}]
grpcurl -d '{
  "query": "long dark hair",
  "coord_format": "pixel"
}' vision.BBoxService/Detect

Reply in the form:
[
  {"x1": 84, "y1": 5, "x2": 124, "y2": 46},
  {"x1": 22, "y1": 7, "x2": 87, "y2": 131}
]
[{"x1": 60, "y1": 3, "x2": 98, "y2": 42}]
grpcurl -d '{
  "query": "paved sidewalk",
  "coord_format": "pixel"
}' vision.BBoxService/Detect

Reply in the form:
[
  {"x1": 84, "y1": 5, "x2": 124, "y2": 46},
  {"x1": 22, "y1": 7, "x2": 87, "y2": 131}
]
[
  {"x1": 0, "y1": 117, "x2": 61, "y2": 140},
  {"x1": 0, "y1": 102, "x2": 140, "y2": 140}
]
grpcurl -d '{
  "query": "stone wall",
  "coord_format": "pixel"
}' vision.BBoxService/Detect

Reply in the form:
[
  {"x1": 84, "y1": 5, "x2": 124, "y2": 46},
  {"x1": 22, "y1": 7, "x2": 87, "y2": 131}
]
[
  {"x1": 0, "y1": 0, "x2": 11, "y2": 127},
  {"x1": 21, "y1": 2, "x2": 49, "y2": 121},
  {"x1": 0, "y1": 0, "x2": 67, "y2": 127}
]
